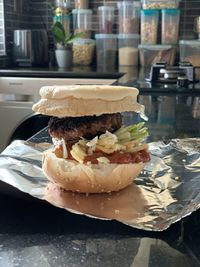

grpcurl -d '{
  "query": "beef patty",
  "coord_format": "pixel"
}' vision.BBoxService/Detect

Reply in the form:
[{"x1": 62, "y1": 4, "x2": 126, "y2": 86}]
[{"x1": 48, "y1": 113, "x2": 122, "y2": 143}]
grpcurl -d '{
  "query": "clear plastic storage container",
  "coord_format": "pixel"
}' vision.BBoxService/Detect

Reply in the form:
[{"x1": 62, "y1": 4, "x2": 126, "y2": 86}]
[
  {"x1": 179, "y1": 40, "x2": 200, "y2": 67},
  {"x1": 75, "y1": 0, "x2": 88, "y2": 9},
  {"x1": 95, "y1": 34, "x2": 118, "y2": 68},
  {"x1": 142, "y1": 0, "x2": 180, "y2": 9},
  {"x1": 139, "y1": 44, "x2": 176, "y2": 66},
  {"x1": 98, "y1": 6, "x2": 115, "y2": 34},
  {"x1": 118, "y1": 34, "x2": 139, "y2": 66},
  {"x1": 117, "y1": 1, "x2": 141, "y2": 34},
  {"x1": 72, "y1": 9, "x2": 92, "y2": 38},
  {"x1": 141, "y1": 10, "x2": 159, "y2": 44},
  {"x1": 162, "y1": 9, "x2": 180, "y2": 44},
  {"x1": 73, "y1": 39, "x2": 95, "y2": 65}
]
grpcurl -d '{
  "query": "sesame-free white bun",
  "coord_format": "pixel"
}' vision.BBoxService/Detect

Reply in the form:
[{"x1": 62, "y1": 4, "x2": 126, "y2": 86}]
[
  {"x1": 32, "y1": 85, "x2": 144, "y2": 117},
  {"x1": 42, "y1": 149, "x2": 145, "y2": 193}
]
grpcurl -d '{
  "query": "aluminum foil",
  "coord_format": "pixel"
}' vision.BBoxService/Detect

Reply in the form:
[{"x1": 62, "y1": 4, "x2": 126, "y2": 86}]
[{"x1": 0, "y1": 132, "x2": 200, "y2": 231}]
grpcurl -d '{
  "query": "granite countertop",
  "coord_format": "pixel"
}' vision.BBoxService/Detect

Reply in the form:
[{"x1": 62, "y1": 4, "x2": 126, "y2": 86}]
[
  {"x1": 0, "y1": 74, "x2": 200, "y2": 266},
  {"x1": 0, "y1": 191, "x2": 200, "y2": 267}
]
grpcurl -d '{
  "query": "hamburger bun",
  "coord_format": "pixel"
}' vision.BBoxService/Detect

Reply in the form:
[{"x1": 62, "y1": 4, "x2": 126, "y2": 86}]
[
  {"x1": 32, "y1": 85, "x2": 144, "y2": 117},
  {"x1": 42, "y1": 149, "x2": 145, "y2": 193}
]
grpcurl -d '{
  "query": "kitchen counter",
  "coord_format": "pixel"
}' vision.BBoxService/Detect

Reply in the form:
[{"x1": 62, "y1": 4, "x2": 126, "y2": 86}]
[
  {"x1": 1, "y1": 65, "x2": 200, "y2": 93},
  {"x1": 117, "y1": 66, "x2": 200, "y2": 94},
  {"x1": 0, "y1": 66, "x2": 122, "y2": 79},
  {"x1": 0, "y1": 73, "x2": 200, "y2": 266},
  {"x1": 0, "y1": 191, "x2": 200, "y2": 267}
]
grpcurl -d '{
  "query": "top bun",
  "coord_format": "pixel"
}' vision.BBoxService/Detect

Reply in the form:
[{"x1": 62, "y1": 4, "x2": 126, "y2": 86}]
[{"x1": 32, "y1": 85, "x2": 143, "y2": 117}]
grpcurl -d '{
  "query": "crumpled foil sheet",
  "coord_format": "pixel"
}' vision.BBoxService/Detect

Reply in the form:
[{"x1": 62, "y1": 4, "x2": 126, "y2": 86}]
[{"x1": 0, "y1": 134, "x2": 200, "y2": 231}]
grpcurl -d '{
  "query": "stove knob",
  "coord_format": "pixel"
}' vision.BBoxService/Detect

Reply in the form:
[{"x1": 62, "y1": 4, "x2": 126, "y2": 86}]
[{"x1": 177, "y1": 76, "x2": 189, "y2": 88}]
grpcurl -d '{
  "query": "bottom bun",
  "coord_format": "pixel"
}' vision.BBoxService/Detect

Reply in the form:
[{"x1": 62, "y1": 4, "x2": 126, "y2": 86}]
[{"x1": 42, "y1": 149, "x2": 145, "y2": 193}]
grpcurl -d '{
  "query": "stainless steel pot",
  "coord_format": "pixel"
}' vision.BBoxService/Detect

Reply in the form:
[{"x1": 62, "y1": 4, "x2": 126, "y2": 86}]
[{"x1": 13, "y1": 29, "x2": 49, "y2": 67}]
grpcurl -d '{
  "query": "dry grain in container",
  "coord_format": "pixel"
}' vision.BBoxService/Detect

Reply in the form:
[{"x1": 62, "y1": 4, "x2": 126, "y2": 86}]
[
  {"x1": 162, "y1": 9, "x2": 180, "y2": 44},
  {"x1": 117, "y1": 1, "x2": 141, "y2": 34},
  {"x1": 118, "y1": 34, "x2": 139, "y2": 66},
  {"x1": 73, "y1": 39, "x2": 95, "y2": 65},
  {"x1": 141, "y1": 10, "x2": 159, "y2": 45},
  {"x1": 139, "y1": 44, "x2": 176, "y2": 66},
  {"x1": 142, "y1": 0, "x2": 181, "y2": 9}
]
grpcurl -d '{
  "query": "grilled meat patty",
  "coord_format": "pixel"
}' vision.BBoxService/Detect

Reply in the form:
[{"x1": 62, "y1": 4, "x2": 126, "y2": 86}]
[{"x1": 48, "y1": 113, "x2": 122, "y2": 143}]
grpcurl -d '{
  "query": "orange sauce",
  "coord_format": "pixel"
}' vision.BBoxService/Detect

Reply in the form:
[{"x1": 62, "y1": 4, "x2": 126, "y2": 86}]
[{"x1": 54, "y1": 145, "x2": 150, "y2": 164}]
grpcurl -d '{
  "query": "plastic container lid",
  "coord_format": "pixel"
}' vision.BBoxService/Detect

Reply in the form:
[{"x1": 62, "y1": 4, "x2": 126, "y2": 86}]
[
  {"x1": 133, "y1": 1, "x2": 142, "y2": 8},
  {"x1": 162, "y1": 8, "x2": 180, "y2": 14},
  {"x1": 98, "y1": 6, "x2": 115, "y2": 11},
  {"x1": 179, "y1": 40, "x2": 200, "y2": 46},
  {"x1": 95, "y1": 34, "x2": 118, "y2": 39},
  {"x1": 117, "y1": 1, "x2": 141, "y2": 8},
  {"x1": 141, "y1": 0, "x2": 182, "y2": 3},
  {"x1": 139, "y1": 44, "x2": 173, "y2": 50},
  {"x1": 118, "y1": 34, "x2": 140, "y2": 39},
  {"x1": 73, "y1": 38, "x2": 95, "y2": 45},
  {"x1": 141, "y1": 9, "x2": 159, "y2": 15},
  {"x1": 72, "y1": 9, "x2": 92, "y2": 14}
]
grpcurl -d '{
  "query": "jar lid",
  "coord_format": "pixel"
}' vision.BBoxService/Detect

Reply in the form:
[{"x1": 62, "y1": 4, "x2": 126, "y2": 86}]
[
  {"x1": 95, "y1": 34, "x2": 118, "y2": 39},
  {"x1": 118, "y1": 34, "x2": 140, "y2": 39},
  {"x1": 98, "y1": 6, "x2": 115, "y2": 11},
  {"x1": 139, "y1": 44, "x2": 173, "y2": 50},
  {"x1": 141, "y1": 9, "x2": 159, "y2": 15},
  {"x1": 117, "y1": 1, "x2": 141, "y2": 8},
  {"x1": 162, "y1": 8, "x2": 180, "y2": 14},
  {"x1": 72, "y1": 9, "x2": 92, "y2": 14},
  {"x1": 73, "y1": 38, "x2": 95, "y2": 45},
  {"x1": 179, "y1": 40, "x2": 200, "y2": 46}
]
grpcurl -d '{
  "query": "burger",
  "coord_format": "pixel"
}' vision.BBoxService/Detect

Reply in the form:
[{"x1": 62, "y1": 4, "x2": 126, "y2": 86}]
[{"x1": 32, "y1": 85, "x2": 150, "y2": 193}]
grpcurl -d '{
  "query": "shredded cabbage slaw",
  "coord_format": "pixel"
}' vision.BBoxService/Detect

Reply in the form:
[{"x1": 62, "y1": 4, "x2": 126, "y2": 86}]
[{"x1": 69, "y1": 122, "x2": 149, "y2": 163}]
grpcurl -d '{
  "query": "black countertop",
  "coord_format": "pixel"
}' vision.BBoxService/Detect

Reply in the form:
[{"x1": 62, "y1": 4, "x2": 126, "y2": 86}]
[
  {"x1": 2, "y1": 65, "x2": 200, "y2": 94},
  {"x1": 0, "y1": 68, "x2": 200, "y2": 267},
  {"x1": 0, "y1": 66, "x2": 123, "y2": 79}
]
